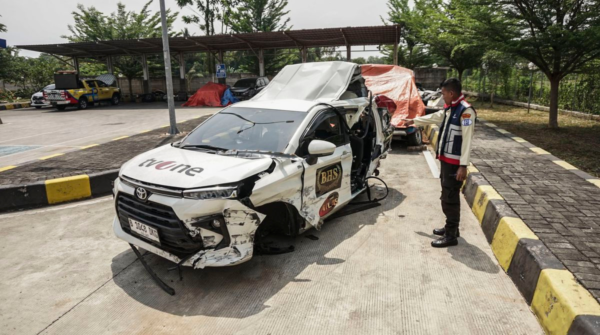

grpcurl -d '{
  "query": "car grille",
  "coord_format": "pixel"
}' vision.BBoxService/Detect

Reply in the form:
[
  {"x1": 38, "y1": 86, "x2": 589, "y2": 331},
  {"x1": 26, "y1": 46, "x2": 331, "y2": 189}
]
[{"x1": 116, "y1": 193, "x2": 203, "y2": 257}]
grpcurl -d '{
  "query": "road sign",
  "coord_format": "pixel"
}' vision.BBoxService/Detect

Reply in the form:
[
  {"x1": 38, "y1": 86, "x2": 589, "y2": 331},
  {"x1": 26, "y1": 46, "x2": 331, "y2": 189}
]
[
  {"x1": 216, "y1": 64, "x2": 226, "y2": 79},
  {"x1": 0, "y1": 39, "x2": 6, "y2": 49}
]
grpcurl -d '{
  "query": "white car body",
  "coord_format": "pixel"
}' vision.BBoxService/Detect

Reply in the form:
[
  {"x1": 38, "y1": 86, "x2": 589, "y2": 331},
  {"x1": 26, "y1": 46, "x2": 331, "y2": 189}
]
[
  {"x1": 30, "y1": 84, "x2": 54, "y2": 108},
  {"x1": 113, "y1": 61, "x2": 389, "y2": 269}
]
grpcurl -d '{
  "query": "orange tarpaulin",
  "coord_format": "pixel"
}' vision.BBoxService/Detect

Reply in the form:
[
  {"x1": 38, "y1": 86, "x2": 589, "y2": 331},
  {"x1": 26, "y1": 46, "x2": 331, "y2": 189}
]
[
  {"x1": 183, "y1": 82, "x2": 227, "y2": 107},
  {"x1": 361, "y1": 65, "x2": 425, "y2": 128}
]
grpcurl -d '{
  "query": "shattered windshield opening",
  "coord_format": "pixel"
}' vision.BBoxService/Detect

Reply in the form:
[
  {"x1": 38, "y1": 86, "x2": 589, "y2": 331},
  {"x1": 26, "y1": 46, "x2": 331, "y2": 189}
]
[
  {"x1": 234, "y1": 79, "x2": 256, "y2": 88},
  {"x1": 182, "y1": 107, "x2": 306, "y2": 153}
]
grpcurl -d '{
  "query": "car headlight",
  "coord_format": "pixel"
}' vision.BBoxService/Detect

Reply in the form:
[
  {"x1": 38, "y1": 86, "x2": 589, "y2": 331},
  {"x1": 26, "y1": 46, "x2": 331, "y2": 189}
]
[{"x1": 183, "y1": 185, "x2": 239, "y2": 200}]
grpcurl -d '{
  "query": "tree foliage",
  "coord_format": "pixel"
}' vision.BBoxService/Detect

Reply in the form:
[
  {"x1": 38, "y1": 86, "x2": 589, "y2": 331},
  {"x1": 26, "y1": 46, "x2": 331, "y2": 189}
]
[
  {"x1": 63, "y1": 0, "x2": 179, "y2": 95},
  {"x1": 0, "y1": 15, "x2": 7, "y2": 33},
  {"x1": 462, "y1": 0, "x2": 600, "y2": 128},
  {"x1": 227, "y1": 0, "x2": 292, "y2": 75}
]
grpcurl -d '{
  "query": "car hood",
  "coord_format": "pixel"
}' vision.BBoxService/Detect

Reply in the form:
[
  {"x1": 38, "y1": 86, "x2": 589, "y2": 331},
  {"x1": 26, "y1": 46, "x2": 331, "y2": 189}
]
[{"x1": 120, "y1": 144, "x2": 273, "y2": 189}]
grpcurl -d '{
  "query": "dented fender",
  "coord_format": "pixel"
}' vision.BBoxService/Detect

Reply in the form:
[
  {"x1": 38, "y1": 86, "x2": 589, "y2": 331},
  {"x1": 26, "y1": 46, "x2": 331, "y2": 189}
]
[{"x1": 189, "y1": 201, "x2": 265, "y2": 269}]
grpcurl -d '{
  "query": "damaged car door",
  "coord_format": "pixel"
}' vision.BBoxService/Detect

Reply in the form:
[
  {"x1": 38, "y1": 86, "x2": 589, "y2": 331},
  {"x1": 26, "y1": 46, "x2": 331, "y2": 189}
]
[{"x1": 298, "y1": 109, "x2": 352, "y2": 228}]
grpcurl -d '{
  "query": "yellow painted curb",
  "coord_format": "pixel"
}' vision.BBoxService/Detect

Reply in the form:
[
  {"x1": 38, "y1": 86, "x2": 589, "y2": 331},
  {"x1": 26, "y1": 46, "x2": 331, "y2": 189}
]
[
  {"x1": 5, "y1": 104, "x2": 14, "y2": 110},
  {"x1": 112, "y1": 136, "x2": 129, "y2": 141},
  {"x1": 0, "y1": 165, "x2": 17, "y2": 173},
  {"x1": 512, "y1": 137, "x2": 527, "y2": 143},
  {"x1": 588, "y1": 179, "x2": 600, "y2": 188},
  {"x1": 485, "y1": 122, "x2": 498, "y2": 128},
  {"x1": 45, "y1": 175, "x2": 92, "y2": 204},
  {"x1": 532, "y1": 269, "x2": 600, "y2": 335},
  {"x1": 39, "y1": 153, "x2": 64, "y2": 160},
  {"x1": 531, "y1": 147, "x2": 550, "y2": 155},
  {"x1": 496, "y1": 128, "x2": 510, "y2": 134},
  {"x1": 553, "y1": 160, "x2": 578, "y2": 170},
  {"x1": 472, "y1": 185, "x2": 503, "y2": 224},
  {"x1": 80, "y1": 144, "x2": 99, "y2": 149},
  {"x1": 467, "y1": 164, "x2": 479, "y2": 175},
  {"x1": 491, "y1": 217, "x2": 538, "y2": 271}
]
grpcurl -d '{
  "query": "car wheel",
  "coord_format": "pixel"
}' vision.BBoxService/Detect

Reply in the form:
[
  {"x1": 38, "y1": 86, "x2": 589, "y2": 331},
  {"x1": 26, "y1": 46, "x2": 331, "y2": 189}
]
[
  {"x1": 407, "y1": 128, "x2": 422, "y2": 146},
  {"x1": 111, "y1": 94, "x2": 120, "y2": 105},
  {"x1": 35, "y1": 106, "x2": 41, "y2": 109},
  {"x1": 78, "y1": 98, "x2": 88, "y2": 110},
  {"x1": 56, "y1": 105, "x2": 67, "y2": 111}
]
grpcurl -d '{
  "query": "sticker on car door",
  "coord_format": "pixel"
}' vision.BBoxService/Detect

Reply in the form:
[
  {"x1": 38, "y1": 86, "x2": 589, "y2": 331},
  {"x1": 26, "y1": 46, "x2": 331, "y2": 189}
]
[{"x1": 316, "y1": 163, "x2": 342, "y2": 197}]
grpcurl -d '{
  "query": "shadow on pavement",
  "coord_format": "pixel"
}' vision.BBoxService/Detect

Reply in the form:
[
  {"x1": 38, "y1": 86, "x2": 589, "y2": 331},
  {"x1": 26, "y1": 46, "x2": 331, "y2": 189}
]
[
  {"x1": 111, "y1": 187, "x2": 405, "y2": 318},
  {"x1": 414, "y1": 231, "x2": 499, "y2": 274}
]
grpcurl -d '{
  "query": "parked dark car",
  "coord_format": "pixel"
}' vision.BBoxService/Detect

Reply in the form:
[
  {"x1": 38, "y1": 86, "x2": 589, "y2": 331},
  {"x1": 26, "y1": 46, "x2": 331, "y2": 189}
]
[{"x1": 230, "y1": 77, "x2": 269, "y2": 100}]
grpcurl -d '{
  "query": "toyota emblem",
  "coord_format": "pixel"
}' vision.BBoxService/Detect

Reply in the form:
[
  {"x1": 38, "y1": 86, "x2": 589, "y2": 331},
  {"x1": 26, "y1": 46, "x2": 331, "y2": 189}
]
[{"x1": 135, "y1": 187, "x2": 148, "y2": 201}]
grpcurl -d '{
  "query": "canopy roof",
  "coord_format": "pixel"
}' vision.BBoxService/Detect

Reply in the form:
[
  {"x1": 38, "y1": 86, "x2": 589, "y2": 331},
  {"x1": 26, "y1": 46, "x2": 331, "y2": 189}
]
[{"x1": 17, "y1": 25, "x2": 401, "y2": 58}]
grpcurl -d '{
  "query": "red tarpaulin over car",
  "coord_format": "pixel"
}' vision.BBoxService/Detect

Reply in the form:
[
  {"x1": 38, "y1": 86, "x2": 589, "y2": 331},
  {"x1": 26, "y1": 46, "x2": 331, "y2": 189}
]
[
  {"x1": 183, "y1": 82, "x2": 228, "y2": 107},
  {"x1": 361, "y1": 65, "x2": 425, "y2": 128}
]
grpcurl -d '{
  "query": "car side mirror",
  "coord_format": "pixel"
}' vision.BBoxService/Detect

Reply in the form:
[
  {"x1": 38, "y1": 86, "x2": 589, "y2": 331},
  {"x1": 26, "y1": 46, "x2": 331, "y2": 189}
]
[{"x1": 306, "y1": 140, "x2": 336, "y2": 165}]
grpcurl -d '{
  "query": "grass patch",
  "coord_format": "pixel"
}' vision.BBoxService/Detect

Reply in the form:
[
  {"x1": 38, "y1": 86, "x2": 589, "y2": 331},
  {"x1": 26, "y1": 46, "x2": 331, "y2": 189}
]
[{"x1": 471, "y1": 100, "x2": 600, "y2": 178}]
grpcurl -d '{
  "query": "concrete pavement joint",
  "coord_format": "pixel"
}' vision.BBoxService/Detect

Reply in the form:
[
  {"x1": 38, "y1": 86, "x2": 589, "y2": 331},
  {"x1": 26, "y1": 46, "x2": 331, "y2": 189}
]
[{"x1": 35, "y1": 256, "x2": 141, "y2": 335}]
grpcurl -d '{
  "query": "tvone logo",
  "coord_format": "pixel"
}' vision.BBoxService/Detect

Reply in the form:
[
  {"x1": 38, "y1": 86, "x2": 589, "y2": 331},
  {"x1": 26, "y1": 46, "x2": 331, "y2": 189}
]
[{"x1": 138, "y1": 158, "x2": 204, "y2": 177}]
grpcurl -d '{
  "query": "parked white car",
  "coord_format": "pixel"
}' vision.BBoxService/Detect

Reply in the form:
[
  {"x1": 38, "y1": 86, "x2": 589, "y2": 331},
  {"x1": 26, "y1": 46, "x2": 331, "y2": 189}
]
[
  {"x1": 30, "y1": 84, "x2": 54, "y2": 109},
  {"x1": 112, "y1": 62, "x2": 392, "y2": 294}
]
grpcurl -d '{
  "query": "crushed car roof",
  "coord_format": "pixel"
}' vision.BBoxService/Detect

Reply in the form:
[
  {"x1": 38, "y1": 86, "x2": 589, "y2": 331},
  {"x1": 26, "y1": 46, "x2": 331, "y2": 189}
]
[
  {"x1": 251, "y1": 61, "x2": 358, "y2": 103},
  {"x1": 233, "y1": 99, "x2": 321, "y2": 112}
]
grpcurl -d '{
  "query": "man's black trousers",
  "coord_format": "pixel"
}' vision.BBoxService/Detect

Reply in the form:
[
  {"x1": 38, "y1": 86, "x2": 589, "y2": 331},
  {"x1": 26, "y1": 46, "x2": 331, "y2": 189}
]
[{"x1": 440, "y1": 161, "x2": 462, "y2": 233}]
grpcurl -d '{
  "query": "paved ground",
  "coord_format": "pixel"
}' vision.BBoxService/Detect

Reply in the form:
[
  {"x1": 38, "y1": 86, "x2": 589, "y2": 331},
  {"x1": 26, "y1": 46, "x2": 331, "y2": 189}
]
[
  {"x1": 0, "y1": 114, "x2": 213, "y2": 186},
  {"x1": 0, "y1": 142, "x2": 542, "y2": 335},
  {"x1": 471, "y1": 124, "x2": 600, "y2": 303},
  {"x1": 0, "y1": 103, "x2": 220, "y2": 168}
]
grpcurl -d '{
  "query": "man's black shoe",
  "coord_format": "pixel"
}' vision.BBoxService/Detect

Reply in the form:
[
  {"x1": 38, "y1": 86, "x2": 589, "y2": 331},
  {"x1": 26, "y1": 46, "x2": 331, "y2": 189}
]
[
  {"x1": 431, "y1": 235, "x2": 458, "y2": 248},
  {"x1": 433, "y1": 227, "x2": 460, "y2": 237}
]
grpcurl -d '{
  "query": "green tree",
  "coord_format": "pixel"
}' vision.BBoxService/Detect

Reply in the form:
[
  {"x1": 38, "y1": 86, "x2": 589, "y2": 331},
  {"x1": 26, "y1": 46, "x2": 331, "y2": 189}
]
[
  {"x1": 0, "y1": 15, "x2": 7, "y2": 33},
  {"x1": 482, "y1": 50, "x2": 513, "y2": 107},
  {"x1": 383, "y1": 0, "x2": 433, "y2": 68},
  {"x1": 63, "y1": 1, "x2": 179, "y2": 97},
  {"x1": 464, "y1": 0, "x2": 600, "y2": 129},
  {"x1": 227, "y1": 0, "x2": 292, "y2": 75}
]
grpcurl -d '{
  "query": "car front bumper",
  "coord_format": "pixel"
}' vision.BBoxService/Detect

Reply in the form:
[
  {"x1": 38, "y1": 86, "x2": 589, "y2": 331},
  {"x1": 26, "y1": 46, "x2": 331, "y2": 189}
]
[{"x1": 112, "y1": 177, "x2": 266, "y2": 269}]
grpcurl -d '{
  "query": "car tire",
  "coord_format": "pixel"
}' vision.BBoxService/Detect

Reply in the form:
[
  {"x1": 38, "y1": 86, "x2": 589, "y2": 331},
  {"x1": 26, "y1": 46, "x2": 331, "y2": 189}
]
[
  {"x1": 111, "y1": 94, "x2": 120, "y2": 105},
  {"x1": 35, "y1": 106, "x2": 41, "y2": 109},
  {"x1": 56, "y1": 105, "x2": 67, "y2": 111},
  {"x1": 407, "y1": 128, "x2": 422, "y2": 146},
  {"x1": 78, "y1": 98, "x2": 88, "y2": 110}
]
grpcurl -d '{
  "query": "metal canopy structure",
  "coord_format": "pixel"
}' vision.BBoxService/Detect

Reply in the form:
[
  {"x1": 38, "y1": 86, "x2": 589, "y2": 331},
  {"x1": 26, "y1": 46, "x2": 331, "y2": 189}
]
[
  {"x1": 17, "y1": 25, "x2": 401, "y2": 58},
  {"x1": 16, "y1": 25, "x2": 401, "y2": 96}
]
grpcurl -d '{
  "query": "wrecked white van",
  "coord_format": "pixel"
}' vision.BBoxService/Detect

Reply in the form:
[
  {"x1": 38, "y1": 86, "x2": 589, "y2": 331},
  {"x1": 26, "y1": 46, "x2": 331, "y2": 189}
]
[{"x1": 112, "y1": 62, "x2": 392, "y2": 294}]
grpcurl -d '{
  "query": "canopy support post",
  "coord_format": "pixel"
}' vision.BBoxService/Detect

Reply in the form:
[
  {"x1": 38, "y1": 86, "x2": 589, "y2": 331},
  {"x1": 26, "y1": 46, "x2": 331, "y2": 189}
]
[
  {"x1": 217, "y1": 50, "x2": 226, "y2": 84},
  {"x1": 142, "y1": 54, "x2": 150, "y2": 95},
  {"x1": 258, "y1": 49, "x2": 265, "y2": 77},
  {"x1": 178, "y1": 53, "x2": 187, "y2": 98}
]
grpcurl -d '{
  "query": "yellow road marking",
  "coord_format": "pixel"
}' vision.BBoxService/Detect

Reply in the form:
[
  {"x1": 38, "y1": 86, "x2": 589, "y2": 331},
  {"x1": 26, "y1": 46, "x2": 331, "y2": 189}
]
[
  {"x1": 530, "y1": 147, "x2": 550, "y2": 155},
  {"x1": 553, "y1": 160, "x2": 578, "y2": 170},
  {"x1": 112, "y1": 136, "x2": 129, "y2": 141},
  {"x1": 491, "y1": 217, "x2": 538, "y2": 271},
  {"x1": 0, "y1": 165, "x2": 17, "y2": 172},
  {"x1": 512, "y1": 137, "x2": 527, "y2": 143},
  {"x1": 39, "y1": 153, "x2": 64, "y2": 160},
  {"x1": 485, "y1": 123, "x2": 498, "y2": 128},
  {"x1": 45, "y1": 175, "x2": 92, "y2": 204},
  {"x1": 532, "y1": 269, "x2": 600, "y2": 335},
  {"x1": 80, "y1": 144, "x2": 99, "y2": 149},
  {"x1": 496, "y1": 128, "x2": 510, "y2": 134},
  {"x1": 138, "y1": 130, "x2": 151, "y2": 133}
]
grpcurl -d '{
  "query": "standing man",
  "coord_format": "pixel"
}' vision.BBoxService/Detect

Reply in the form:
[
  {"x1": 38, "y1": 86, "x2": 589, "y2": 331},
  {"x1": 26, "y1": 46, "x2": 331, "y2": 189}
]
[{"x1": 404, "y1": 78, "x2": 476, "y2": 248}]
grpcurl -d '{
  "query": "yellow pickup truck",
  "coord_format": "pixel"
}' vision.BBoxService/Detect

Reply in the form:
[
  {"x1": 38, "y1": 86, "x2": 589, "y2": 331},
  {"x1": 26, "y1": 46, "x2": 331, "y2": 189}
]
[{"x1": 44, "y1": 72, "x2": 121, "y2": 111}]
